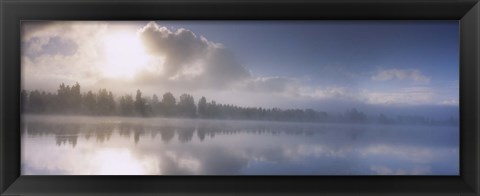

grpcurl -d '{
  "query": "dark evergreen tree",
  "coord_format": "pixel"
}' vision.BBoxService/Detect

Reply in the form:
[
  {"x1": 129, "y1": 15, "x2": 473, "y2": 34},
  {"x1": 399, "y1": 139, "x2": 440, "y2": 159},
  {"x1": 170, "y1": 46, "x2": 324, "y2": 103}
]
[
  {"x1": 70, "y1": 82, "x2": 82, "y2": 113},
  {"x1": 150, "y1": 94, "x2": 162, "y2": 116},
  {"x1": 177, "y1": 93, "x2": 196, "y2": 118},
  {"x1": 28, "y1": 90, "x2": 45, "y2": 113},
  {"x1": 162, "y1": 92, "x2": 176, "y2": 117},
  {"x1": 56, "y1": 83, "x2": 68, "y2": 113},
  {"x1": 107, "y1": 91, "x2": 116, "y2": 114},
  {"x1": 119, "y1": 95, "x2": 134, "y2": 116},
  {"x1": 96, "y1": 89, "x2": 116, "y2": 115},
  {"x1": 82, "y1": 91, "x2": 97, "y2": 114},
  {"x1": 346, "y1": 108, "x2": 367, "y2": 123},
  {"x1": 206, "y1": 100, "x2": 218, "y2": 118},
  {"x1": 197, "y1": 96, "x2": 207, "y2": 118},
  {"x1": 134, "y1": 89, "x2": 146, "y2": 116}
]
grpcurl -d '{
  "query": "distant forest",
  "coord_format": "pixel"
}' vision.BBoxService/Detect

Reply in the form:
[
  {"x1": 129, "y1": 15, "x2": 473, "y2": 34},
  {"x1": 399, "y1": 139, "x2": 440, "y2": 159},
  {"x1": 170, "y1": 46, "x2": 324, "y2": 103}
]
[{"x1": 21, "y1": 82, "x2": 458, "y2": 126}]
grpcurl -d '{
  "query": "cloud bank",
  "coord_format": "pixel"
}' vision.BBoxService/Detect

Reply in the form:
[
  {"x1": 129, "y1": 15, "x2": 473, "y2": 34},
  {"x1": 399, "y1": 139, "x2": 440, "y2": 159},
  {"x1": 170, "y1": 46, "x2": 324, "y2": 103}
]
[{"x1": 372, "y1": 69, "x2": 430, "y2": 83}]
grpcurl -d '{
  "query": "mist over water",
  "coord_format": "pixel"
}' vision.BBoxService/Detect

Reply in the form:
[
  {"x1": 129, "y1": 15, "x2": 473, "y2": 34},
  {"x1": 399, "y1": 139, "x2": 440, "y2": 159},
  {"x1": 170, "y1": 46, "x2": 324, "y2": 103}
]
[{"x1": 21, "y1": 115, "x2": 458, "y2": 175}]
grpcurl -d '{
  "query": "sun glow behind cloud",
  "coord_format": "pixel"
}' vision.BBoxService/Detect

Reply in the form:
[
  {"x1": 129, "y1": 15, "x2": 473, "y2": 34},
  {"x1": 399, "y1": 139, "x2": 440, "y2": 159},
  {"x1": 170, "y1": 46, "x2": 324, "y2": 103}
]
[{"x1": 102, "y1": 31, "x2": 150, "y2": 79}]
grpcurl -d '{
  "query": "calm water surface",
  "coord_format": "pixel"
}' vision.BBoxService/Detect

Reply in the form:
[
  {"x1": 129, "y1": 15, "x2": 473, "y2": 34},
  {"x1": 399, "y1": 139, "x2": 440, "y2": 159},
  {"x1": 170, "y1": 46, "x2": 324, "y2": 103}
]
[{"x1": 21, "y1": 115, "x2": 459, "y2": 175}]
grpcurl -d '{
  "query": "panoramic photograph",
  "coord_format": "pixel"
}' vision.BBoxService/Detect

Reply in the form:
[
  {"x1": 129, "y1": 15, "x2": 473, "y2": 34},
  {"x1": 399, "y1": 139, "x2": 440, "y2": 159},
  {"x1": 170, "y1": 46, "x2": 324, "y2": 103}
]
[{"x1": 20, "y1": 21, "x2": 459, "y2": 175}]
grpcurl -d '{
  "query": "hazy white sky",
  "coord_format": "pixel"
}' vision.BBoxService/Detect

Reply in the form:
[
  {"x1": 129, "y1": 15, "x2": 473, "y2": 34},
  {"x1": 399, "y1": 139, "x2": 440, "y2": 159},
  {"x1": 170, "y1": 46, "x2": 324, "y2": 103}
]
[{"x1": 21, "y1": 21, "x2": 459, "y2": 114}]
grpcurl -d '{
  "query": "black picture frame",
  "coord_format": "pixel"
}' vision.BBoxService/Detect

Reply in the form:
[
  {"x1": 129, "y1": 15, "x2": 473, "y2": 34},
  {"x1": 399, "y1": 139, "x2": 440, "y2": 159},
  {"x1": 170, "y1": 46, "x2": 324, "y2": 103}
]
[{"x1": 1, "y1": 0, "x2": 479, "y2": 195}]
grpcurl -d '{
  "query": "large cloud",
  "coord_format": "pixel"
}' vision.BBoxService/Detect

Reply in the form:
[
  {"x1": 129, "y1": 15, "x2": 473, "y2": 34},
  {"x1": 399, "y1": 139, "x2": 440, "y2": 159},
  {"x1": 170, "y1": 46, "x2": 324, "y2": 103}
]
[
  {"x1": 359, "y1": 87, "x2": 435, "y2": 105},
  {"x1": 234, "y1": 76, "x2": 301, "y2": 94},
  {"x1": 138, "y1": 22, "x2": 250, "y2": 89},
  {"x1": 23, "y1": 36, "x2": 78, "y2": 58}
]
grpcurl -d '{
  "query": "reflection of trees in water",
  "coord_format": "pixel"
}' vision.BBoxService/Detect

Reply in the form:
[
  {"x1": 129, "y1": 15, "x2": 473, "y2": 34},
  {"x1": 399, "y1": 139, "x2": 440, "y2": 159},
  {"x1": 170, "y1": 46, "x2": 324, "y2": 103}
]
[
  {"x1": 133, "y1": 124, "x2": 145, "y2": 144},
  {"x1": 159, "y1": 126, "x2": 175, "y2": 143},
  {"x1": 26, "y1": 122, "x2": 81, "y2": 147},
  {"x1": 25, "y1": 121, "x2": 114, "y2": 147},
  {"x1": 197, "y1": 125, "x2": 206, "y2": 141},
  {"x1": 55, "y1": 135, "x2": 78, "y2": 147},
  {"x1": 176, "y1": 122, "x2": 299, "y2": 143},
  {"x1": 90, "y1": 123, "x2": 114, "y2": 143},
  {"x1": 177, "y1": 126, "x2": 195, "y2": 143},
  {"x1": 24, "y1": 120, "x2": 326, "y2": 146},
  {"x1": 192, "y1": 122, "x2": 319, "y2": 139},
  {"x1": 118, "y1": 123, "x2": 132, "y2": 138}
]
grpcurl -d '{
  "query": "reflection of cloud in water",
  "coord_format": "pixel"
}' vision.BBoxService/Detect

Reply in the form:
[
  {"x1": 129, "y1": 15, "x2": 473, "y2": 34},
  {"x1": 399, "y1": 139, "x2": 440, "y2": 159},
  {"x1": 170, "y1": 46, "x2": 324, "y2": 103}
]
[
  {"x1": 22, "y1": 138, "x2": 159, "y2": 175},
  {"x1": 158, "y1": 147, "x2": 248, "y2": 175},
  {"x1": 21, "y1": 115, "x2": 459, "y2": 175},
  {"x1": 360, "y1": 145, "x2": 437, "y2": 163},
  {"x1": 92, "y1": 149, "x2": 158, "y2": 175}
]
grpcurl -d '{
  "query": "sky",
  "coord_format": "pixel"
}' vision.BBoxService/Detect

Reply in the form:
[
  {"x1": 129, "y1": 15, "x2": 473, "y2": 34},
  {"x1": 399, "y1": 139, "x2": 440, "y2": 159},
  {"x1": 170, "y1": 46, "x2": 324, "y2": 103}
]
[{"x1": 21, "y1": 21, "x2": 459, "y2": 117}]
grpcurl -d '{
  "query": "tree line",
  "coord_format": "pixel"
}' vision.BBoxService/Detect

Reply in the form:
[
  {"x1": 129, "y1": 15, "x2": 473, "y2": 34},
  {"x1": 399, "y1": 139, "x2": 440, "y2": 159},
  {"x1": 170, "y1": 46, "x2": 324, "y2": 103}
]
[{"x1": 21, "y1": 82, "x2": 458, "y2": 125}]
